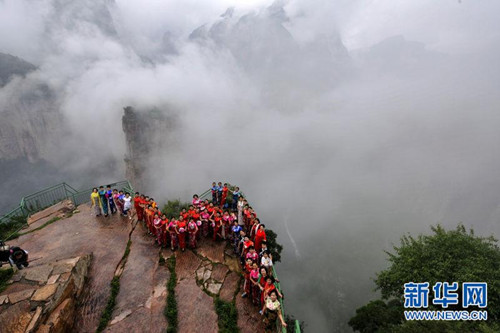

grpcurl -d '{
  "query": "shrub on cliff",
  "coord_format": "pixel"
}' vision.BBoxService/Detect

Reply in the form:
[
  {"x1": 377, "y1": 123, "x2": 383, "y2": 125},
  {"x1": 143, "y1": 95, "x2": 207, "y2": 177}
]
[
  {"x1": 349, "y1": 224, "x2": 500, "y2": 333},
  {"x1": 162, "y1": 200, "x2": 190, "y2": 219}
]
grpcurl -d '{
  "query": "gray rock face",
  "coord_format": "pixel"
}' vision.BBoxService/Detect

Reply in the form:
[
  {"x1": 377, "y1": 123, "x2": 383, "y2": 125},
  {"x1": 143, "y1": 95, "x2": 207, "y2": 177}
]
[
  {"x1": 122, "y1": 106, "x2": 177, "y2": 189},
  {"x1": 189, "y1": 3, "x2": 351, "y2": 111},
  {"x1": 0, "y1": 0, "x2": 118, "y2": 164},
  {"x1": 0, "y1": 69, "x2": 61, "y2": 162},
  {"x1": 0, "y1": 53, "x2": 36, "y2": 87}
]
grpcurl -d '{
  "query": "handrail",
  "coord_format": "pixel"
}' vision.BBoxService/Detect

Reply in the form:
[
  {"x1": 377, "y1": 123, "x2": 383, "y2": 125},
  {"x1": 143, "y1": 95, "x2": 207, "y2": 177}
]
[{"x1": 0, "y1": 180, "x2": 134, "y2": 230}]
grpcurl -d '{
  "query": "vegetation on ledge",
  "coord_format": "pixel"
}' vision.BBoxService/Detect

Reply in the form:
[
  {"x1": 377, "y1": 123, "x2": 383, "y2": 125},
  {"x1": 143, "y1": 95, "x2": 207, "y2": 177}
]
[
  {"x1": 0, "y1": 267, "x2": 14, "y2": 293},
  {"x1": 0, "y1": 215, "x2": 27, "y2": 241},
  {"x1": 96, "y1": 275, "x2": 121, "y2": 333},
  {"x1": 96, "y1": 238, "x2": 132, "y2": 333},
  {"x1": 162, "y1": 200, "x2": 190, "y2": 220},
  {"x1": 214, "y1": 297, "x2": 239, "y2": 333},
  {"x1": 165, "y1": 255, "x2": 178, "y2": 333}
]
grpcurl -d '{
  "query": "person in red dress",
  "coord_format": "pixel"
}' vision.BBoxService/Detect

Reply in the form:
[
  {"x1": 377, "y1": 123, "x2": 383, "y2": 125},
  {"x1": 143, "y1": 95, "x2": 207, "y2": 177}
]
[
  {"x1": 245, "y1": 246, "x2": 259, "y2": 263},
  {"x1": 241, "y1": 258, "x2": 253, "y2": 298},
  {"x1": 213, "y1": 212, "x2": 222, "y2": 241},
  {"x1": 188, "y1": 205, "x2": 196, "y2": 218},
  {"x1": 192, "y1": 208, "x2": 202, "y2": 240},
  {"x1": 153, "y1": 213, "x2": 162, "y2": 245},
  {"x1": 181, "y1": 208, "x2": 189, "y2": 221},
  {"x1": 168, "y1": 219, "x2": 178, "y2": 251},
  {"x1": 187, "y1": 218, "x2": 199, "y2": 249},
  {"x1": 133, "y1": 192, "x2": 142, "y2": 220},
  {"x1": 249, "y1": 261, "x2": 261, "y2": 305},
  {"x1": 200, "y1": 209, "x2": 211, "y2": 238},
  {"x1": 222, "y1": 210, "x2": 232, "y2": 239},
  {"x1": 176, "y1": 216, "x2": 187, "y2": 252},
  {"x1": 257, "y1": 267, "x2": 269, "y2": 306},
  {"x1": 241, "y1": 236, "x2": 254, "y2": 264},
  {"x1": 260, "y1": 275, "x2": 283, "y2": 306},
  {"x1": 254, "y1": 223, "x2": 267, "y2": 252},
  {"x1": 161, "y1": 214, "x2": 169, "y2": 247},
  {"x1": 145, "y1": 205, "x2": 154, "y2": 235},
  {"x1": 221, "y1": 183, "x2": 229, "y2": 207}
]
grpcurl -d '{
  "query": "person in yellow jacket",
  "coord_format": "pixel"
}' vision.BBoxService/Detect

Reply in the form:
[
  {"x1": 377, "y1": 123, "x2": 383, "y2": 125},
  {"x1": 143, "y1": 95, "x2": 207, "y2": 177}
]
[{"x1": 90, "y1": 187, "x2": 102, "y2": 216}]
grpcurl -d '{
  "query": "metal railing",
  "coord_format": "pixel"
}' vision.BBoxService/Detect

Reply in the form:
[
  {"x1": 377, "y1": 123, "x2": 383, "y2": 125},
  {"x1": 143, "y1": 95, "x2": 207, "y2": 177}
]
[
  {"x1": 0, "y1": 180, "x2": 134, "y2": 232},
  {"x1": 199, "y1": 186, "x2": 300, "y2": 333}
]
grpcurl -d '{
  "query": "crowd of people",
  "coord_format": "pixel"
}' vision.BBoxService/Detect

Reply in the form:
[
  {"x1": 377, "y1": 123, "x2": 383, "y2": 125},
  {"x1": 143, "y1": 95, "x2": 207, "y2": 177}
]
[{"x1": 90, "y1": 182, "x2": 287, "y2": 331}]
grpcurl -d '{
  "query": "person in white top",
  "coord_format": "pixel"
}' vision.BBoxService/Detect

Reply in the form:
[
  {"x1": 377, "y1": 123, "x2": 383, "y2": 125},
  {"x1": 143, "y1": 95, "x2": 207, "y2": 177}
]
[
  {"x1": 123, "y1": 193, "x2": 132, "y2": 220},
  {"x1": 237, "y1": 196, "x2": 245, "y2": 226},
  {"x1": 261, "y1": 250, "x2": 273, "y2": 274}
]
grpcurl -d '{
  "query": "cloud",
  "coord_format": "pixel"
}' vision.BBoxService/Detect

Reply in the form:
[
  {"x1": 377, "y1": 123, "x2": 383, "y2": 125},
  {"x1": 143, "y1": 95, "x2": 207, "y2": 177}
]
[{"x1": 1, "y1": 1, "x2": 500, "y2": 331}]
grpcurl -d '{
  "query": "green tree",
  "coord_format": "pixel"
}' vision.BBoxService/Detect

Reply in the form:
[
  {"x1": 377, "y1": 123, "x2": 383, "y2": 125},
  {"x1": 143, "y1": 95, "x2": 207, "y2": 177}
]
[
  {"x1": 265, "y1": 228, "x2": 283, "y2": 263},
  {"x1": 162, "y1": 199, "x2": 190, "y2": 219},
  {"x1": 349, "y1": 225, "x2": 500, "y2": 333}
]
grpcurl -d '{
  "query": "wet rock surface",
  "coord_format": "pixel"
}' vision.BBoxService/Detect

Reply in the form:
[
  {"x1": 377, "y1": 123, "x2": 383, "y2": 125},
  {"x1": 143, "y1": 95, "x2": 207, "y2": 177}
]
[
  {"x1": 106, "y1": 222, "x2": 168, "y2": 333},
  {"x1": 196, "y1": 238, "x2": 226, "y2": 263},
  {"x1": 211, "y1": 264, "x2": 229, "y2": 282},
  {"x1": 1, "y1": 201, "x2": 266, "y2": 332},
  {"x1": 26, "y1": 200, "x2": 75, "y2": 227},
  {"x1": 219, "y1": 271, "x2": 240, "y2": 302},
  {"x1": 176, "y1": 278, "x2": 218, "y2": 333},
  {"x1": 236, "y1": 290, "x2": 266, "y2": 333},
  {"x1": 0, "y1": 254, "x2": 91, "y2": 333},
  {"x1": 11, "y1": 203, "x2": 131, "y2": 332}
]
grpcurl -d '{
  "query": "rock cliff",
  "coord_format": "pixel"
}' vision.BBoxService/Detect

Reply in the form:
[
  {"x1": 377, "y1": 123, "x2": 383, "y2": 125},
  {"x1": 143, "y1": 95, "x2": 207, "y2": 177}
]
[
  {"x1": 122, "y1": 106, "x2": 177, "y2": 190},
  {"x1": 0, "y1": 54, "x2": 62, "y2": 163}
]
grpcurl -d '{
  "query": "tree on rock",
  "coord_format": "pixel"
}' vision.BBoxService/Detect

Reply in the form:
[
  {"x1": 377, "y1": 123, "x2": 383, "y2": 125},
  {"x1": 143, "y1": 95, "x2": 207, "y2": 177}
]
[{"x1": 349, "y1": 224, "x2": 500, "y2": 333}]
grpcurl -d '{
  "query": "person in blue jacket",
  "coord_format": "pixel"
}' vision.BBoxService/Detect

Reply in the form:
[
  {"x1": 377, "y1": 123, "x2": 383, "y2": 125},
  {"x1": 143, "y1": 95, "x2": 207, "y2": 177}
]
[
  {"x1": 98, "y1": 186, "x2": 109, "y2": 217},
  {"x1": 211, "y1": 182, "x2": 219, "y2": 204},
  {"x1": 106, "y1": 185, "x2": 117, "y2": 214}
]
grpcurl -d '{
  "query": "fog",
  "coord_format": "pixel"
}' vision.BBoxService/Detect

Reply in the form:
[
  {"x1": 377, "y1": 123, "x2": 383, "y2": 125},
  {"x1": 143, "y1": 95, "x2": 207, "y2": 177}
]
[{"x1": 1, "y1": 0, "x2": 500, "y2": 331}]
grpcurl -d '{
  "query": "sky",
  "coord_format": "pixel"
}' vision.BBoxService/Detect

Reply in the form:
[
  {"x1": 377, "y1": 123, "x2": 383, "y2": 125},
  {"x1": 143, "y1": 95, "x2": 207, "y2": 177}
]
[{"x1": 1, "y1": 0, "x2": 500, "y2": 332}]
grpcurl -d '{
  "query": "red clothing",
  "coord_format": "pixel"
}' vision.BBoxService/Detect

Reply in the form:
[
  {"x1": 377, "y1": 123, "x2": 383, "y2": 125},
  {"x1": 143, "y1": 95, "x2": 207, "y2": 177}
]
[
  {"x1": 135, "y1": 198, "x2": 144, "y2": 221},
  {"x1": 242, "y1": 240, "x2": 254, "y2": 259},
  {"x1": 168, "y1": 221, "x2": 178, "y2": 249},
  {"x1": 221, "y1": 187, "x2": 228, "y2": 205},
  {"x1": 145, "y1": 209, "x2": 155, "y2": 234},
  {"x1": 213, "y1": 217, "x2": 222, "y2": 241},
  {"x1": 177, "y1": 221, "x2": 187, "y2": 250},
  {"x1": 244, "y1": 263, "x2": 252, "y2": 294},
  {"x1": 188, "y1": 221, "x2": 197, "y2": 248},
  {"x1": 262, "y1": 281, "x2": 276, "y2": 304},
  {"x1": 161, "y1": 218, "x2": 169, "y2": 246},
  {"x1": 255, "y1": 229, "x2": 267, "y2": 252}
]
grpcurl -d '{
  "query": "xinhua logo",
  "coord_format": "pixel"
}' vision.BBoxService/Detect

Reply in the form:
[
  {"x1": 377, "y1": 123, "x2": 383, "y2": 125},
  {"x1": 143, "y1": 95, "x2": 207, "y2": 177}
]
[{"x1": 402, "y1": 282, "x2": 488, "y2": 321}]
